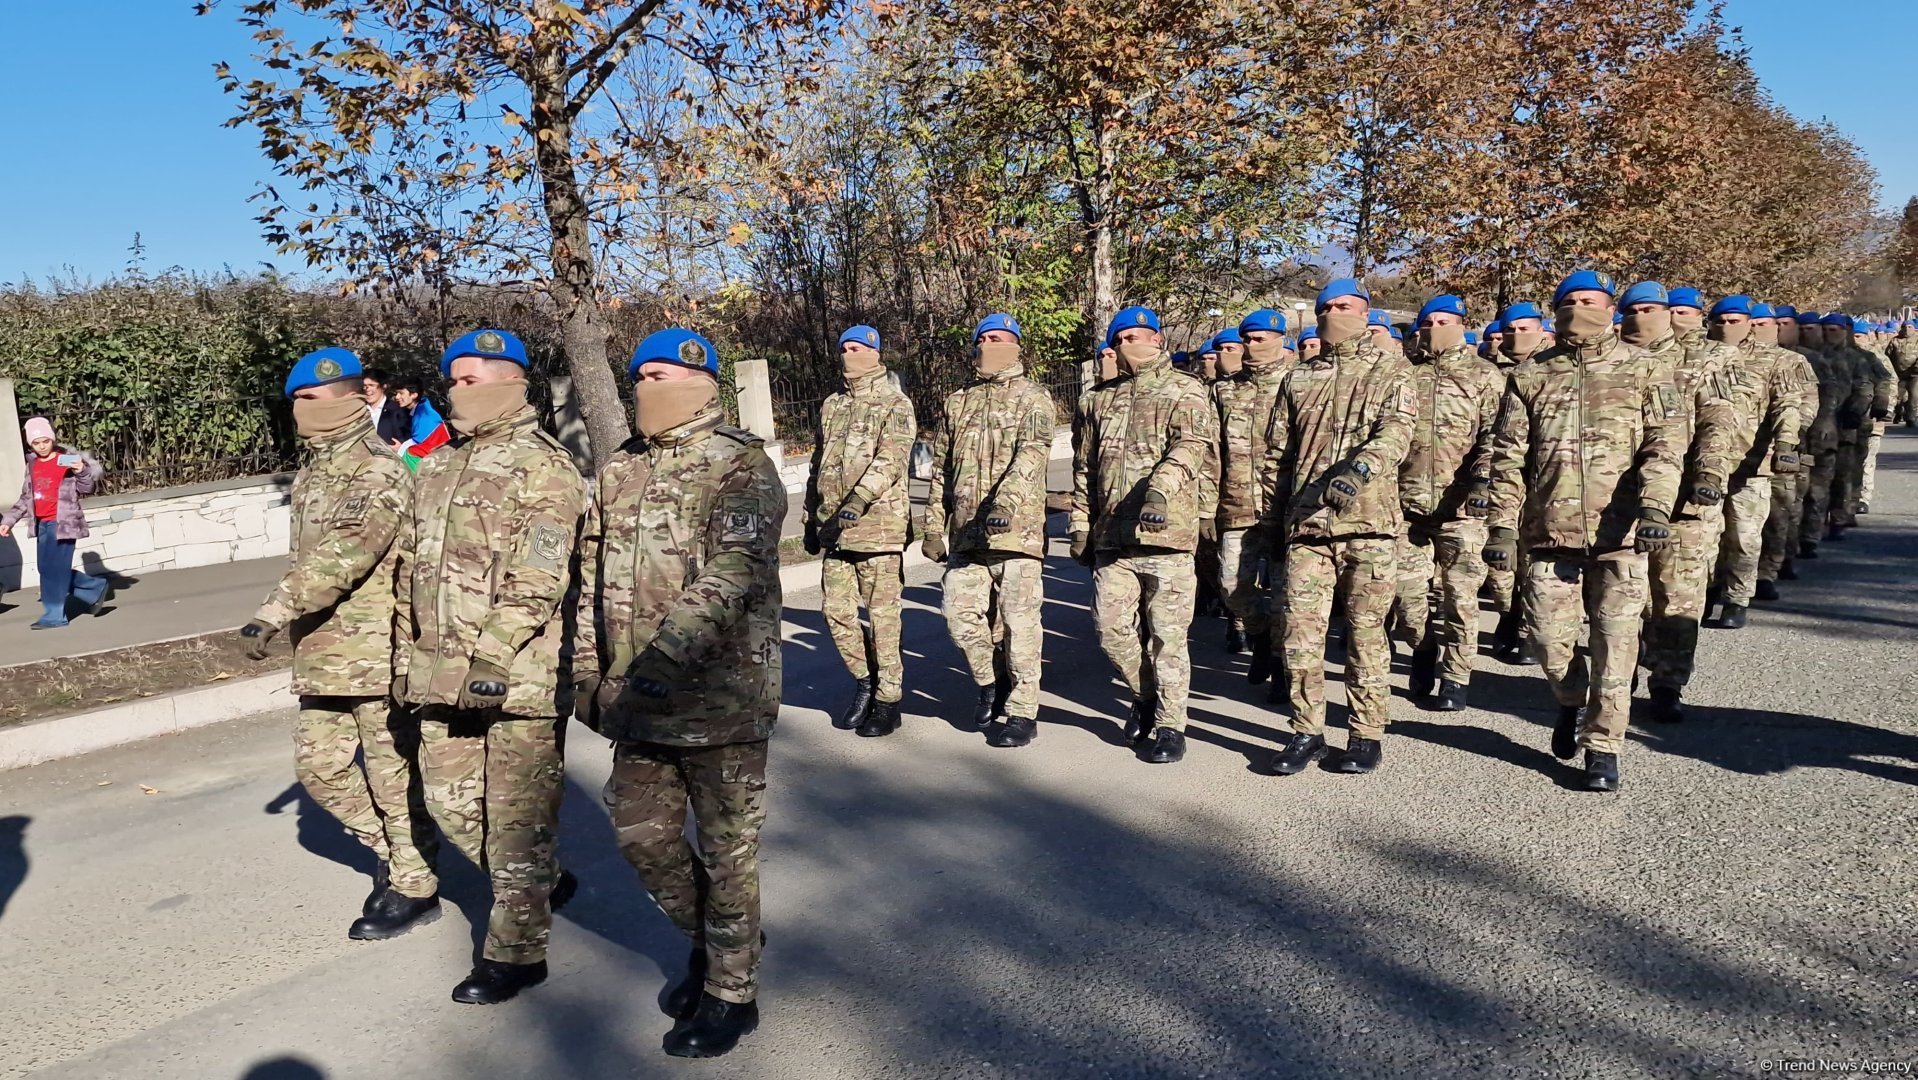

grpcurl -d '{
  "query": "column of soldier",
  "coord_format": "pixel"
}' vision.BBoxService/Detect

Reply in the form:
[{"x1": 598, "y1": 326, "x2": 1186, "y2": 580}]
[{"x1": 236, "y1": 271, "x2": 1907, "y2": 1060}]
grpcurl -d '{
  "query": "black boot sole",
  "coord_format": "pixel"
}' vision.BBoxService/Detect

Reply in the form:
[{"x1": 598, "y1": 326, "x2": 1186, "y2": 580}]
[
  {"x1": 665, "y1": 1012, "x2": 760, "y2": 1058},
  {"x1": 348, "y1": 902, "x2": 442, "y2": 941},
  {"x1": 1272, "y1": 746, "x2": 1324, "y2": 776}
]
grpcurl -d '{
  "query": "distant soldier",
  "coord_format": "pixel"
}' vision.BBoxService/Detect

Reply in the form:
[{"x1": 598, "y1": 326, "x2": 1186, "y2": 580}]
[
  {"x1": 1214, "y1": 310, "x2": 1292, "y2": 679},
  {"x1": 1299, "y1": 326, "x2": 1321, "y2": 362},
  {"x1": 1479, "y1": 319, "x2": 1504, "y2": 362},
  {"x1": 1890, "y1": 320, "x2": 1918, "y2": 428},
  {"x1": 1263, "y1": 280, "x2": 1416, "y2": 776},
  {"x1": 1397, "y1": 294, "x2": 1501, "y2": 711},
  {"x1": 241, "y1": 347, "x2": 438, "y2": 940},
  {"x1": 1071, "y1": 306, "x2": 1218, "y2": 764},
  {"x1": 1753, "y1": 304, "x2": 1821, "y2": 600},
  {"x1": 804, "y1": 325, "x2": 915, "y2": 737},
  {"x1": 1706, "y1": 298, "x2": 1799, "y2": 629},
  {"x1": 1821, "y1": 312, "x2": 1879, "y2": 539},
  {"x1": 578, "y1": 329, "x2": 784, "y2": 1058},
  {"x1": 1483, "y1": 301, "x2": 1549, "y2": 665},
  {"x1": 1795, "y1": 311, "x2": 1846, "y2": 558},
  {"x1": 1851, "y1": 319, "x2": 1897, "y2": 515},
  {"x1": 394, "y1": 328, "x2": 586, "y2": 1004},
  {"x1": 925, "y1": 314, "x2": 1057, "y2": 748},
  {"x1": 1485, "y1": 272, "x2": 1680, "y2": 791}
]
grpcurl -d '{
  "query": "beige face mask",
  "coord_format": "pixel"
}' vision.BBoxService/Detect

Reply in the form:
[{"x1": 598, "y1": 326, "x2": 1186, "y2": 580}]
[
  {"x1": 1096, "y1": 350, "x2": 1119, "y2": 383},
  {"x1": 1244, "y1": 337, "x2": 1284, "y2": 366},
  {"x1": 1618, "y1": 309, "x2": 1672, "y2": 347},
  {"x1": 1318, "y1": 309, "x2": 1368, "y2": 345},
  {"x1": 1201, "y1": 356, "x2": 1219, "y2": 380},
  {"x1": 1554, "y1": 304, "x2": 1612, "y2": 344},
  {"x1": 1116, "y1": 339, "x2": 1159, "y2": 375},
  {"x1": 1670, "y1": 310, "x2": 1705, "y2": 333},
  {"x1": 634, "y1": 376, "x2": 718, "y2": 438},
  {"x1": 842, "y1": 349, "x2": 883, "y2": 380},
  {"x1": 1709, "y1": 321, "x2": 1750, "y2": 346},
  {"x1": 1752, "y1": 322, "x2": 1779, "y2": 347},
  {"x1": 1504, "y1": 328, "x2": 1545, "y2": 358},
  {"x1": 975, "y1": 342, "x2": 1021, "y2": 376},
  {"x1": 292, "y1": 394, "x2": 368, "y2": 441},
  {"x1": 1419, "y1": 324, "x2": 1465, "y2": 356},
  {"x1": 1216, "y1": 348, "x2": 1244, "y2": 376},
  {"x1": 447, "y1": 380, "x2": 529, "y2": 435}
]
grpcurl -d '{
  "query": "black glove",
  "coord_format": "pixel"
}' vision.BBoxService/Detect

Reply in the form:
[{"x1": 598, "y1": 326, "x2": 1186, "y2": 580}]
[
  {"x1": 623, "y1": 648, "x2": 681, "y2": 705},
  {"x1": 1464, "y1": 481, "x2": 1493, "y2": 518},
  {"x1": 921, "y1": 533, "x2": 947, "y2": 563},
  {"x1": 1322, "y1": 465, "x2": 1364, "y2": 511},
  {"x1": 1069, "y1": 530, "x2": 1091, "y2": 566},
  {"x1": 1773, "y1": 447, "x2": 1800, "y2": 474},
  {"x1": 458, "y1": 658, "x2": 511, "y2": 710},
  {"x1": 983, "y1": 503, "x2": 1012, "y2": 535},
  {"x1": 1482, "y1": 527, "x2": 1517, "y2": 569},
  {"x1": 803, "y1": 520, "x2": 822, "y2": 556},
  {"x1": 1634, "y1": 508, "x2": 1673, "y2": 554},
  {"x1": 1138, "y1": 490, "x2": 1169, "y2": 531},
  {"x1": 1840, "y1": 407, "x2": 1865, "y2": 429},
  {"x1": 1690, "y1": 473, "x2": 1723, "y2": 506},
  {"x1": 837, "y1": 494, "x2": 870, "y2": 524},
  {"x1": 238, "y1": 619, "x2": 280, "y2": 661}
]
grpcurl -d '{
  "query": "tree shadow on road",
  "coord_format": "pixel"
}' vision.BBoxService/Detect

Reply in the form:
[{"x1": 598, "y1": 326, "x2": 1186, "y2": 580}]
[
  {"x1": 237, "y1": 1056, "x2": 325, "y2": 1080},
  {"x1": 1631, "y1": 704, "x2": 1918, "y2": 786}
]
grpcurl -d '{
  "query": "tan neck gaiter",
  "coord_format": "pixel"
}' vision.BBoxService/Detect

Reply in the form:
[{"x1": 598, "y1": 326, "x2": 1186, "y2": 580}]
[
  {"x1": 1216, "y1": 349, "x2": 1244, "y2": 377},
  {"x1": 1619, "y1": 310, "x2": 1672, "y2": 347},
  {"x1": 1116, "y1": 341, "x2": 1159, "y2": 375},
  {"x1": 1555, "y1": 305, "x2": 1612, "y2": 345},
  {"x1": 1245, "y1": 338, "x2": 1283, "y2": 366},
  {"x1": 842, "y1": 350, "x2": 883, "y2": 380},
  {"x1": 1421, "y1": 324, "x2": 1465, "y2": 355},
  {"x1": 1752, "y1": 323, "x2": 1779, "y2": 347},
  {"x1": 1318, "y1": 310, "x2": 1368, "y2": 345},
  {"x1": 1671, "y1": 310, "x2": 1705, "y2": 333},
  {"x1": 975, "y1": 342, "x2": 1021, "y2": 376},
  {"x1": 1504, "y1": 329, "x2": 1545, "y2": 358},
  {"x1": 448, "y1": 380, "x2": 529, "y2": 435},
  {"x1": 293, "y1": 395, "x2": 369, "y2": 441},
  {"x1": 1709, "y1": 322, "x2": 1751, "y2": 346},
  {"x1": 635, "y1": 377, "x2": 718, "y2": 438},
  {"x1": 1778, "y1": 324, "x2": 1799, "y2": 347},
  {"x1": 1096, "y1": 351, "x2": 1119, "y2": 383}
]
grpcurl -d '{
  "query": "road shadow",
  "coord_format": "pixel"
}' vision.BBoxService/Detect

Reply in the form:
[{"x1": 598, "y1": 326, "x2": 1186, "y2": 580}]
[
  {"x1": 238, "y1": 1057, "x2": 325, "y2": 1080},
  {"x1": 0, "y1": 814, "x2": 26, "y2": 925},
  {"x1": 264, "y1": 782, "x2": 377, "y2": 878},
  {"x1": 1632, "y1": 704, "x2": 1918, "y2": 786}
]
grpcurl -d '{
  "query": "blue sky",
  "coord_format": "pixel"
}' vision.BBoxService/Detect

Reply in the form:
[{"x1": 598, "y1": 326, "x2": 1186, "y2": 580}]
[{"x1": 2, "y1": 0, "x2": 1913, "y2": 283}]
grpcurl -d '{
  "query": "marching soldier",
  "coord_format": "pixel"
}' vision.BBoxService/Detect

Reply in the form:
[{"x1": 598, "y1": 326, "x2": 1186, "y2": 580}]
[
  {"x1": 1706, "y1": 298, "x2": 1799, "y2": 629},
  {"x1": 1071, "y1": 306, "x2": 1218, "y2": 764},
  {"x1": 1753, "y1": 304, "x2": 1822, "y2": 600},
  {"x1": 1263, "y1": 280, "x2": 1416, "y2": 776},
  {"x1": 1796, "y1": 311, "x2": 1847, "y2": 558},
  {"x1": 925, "y1": 314, "x2": 1057, "y2": 747},
  {"x1": 241, "y1": 347, "x2": 439, "y2": 940},
  {"x1": 394, "y1": 328, "x2": 586, "y2": 1003},
  {"x1": 1851, "y1": 320, "x2": 1897, "y2": 515},
  {"x1": 578, "y1": 329, "x2": 785, "y2": 1058},
  {"x1": 1890, "y1": 320, "x2": 1918, "y2": 428},
  {"x1": 1821, "y1": 312, "x2": 1878, "y2": 539},
  {"x1": 804, "y1": 325, "x2": 915, "y2": 737},
  {"x1": 1484, "y1": 301, "x2": 1549, "y2": 664},
  {"x1": 1214, "y1": 310, "x2": 1292, "y2": 679}
]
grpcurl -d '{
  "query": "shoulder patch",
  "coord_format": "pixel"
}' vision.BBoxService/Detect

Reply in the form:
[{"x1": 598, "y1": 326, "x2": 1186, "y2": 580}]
[
  {"x1": 335, "y1": 493, "x2": 371, "y2": 523},
  {"x1": 1656, "y1": 385, "x2": 1680, "y2": 420},
  {"x1": 525, "y1": 522, "x2": 567, "y2": 572},
  {"x1": 718, "y1": 494, "x2": 763, "y2": 543}
]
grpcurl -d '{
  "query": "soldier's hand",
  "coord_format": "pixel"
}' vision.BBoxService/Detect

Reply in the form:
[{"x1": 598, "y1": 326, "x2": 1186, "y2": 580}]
[
  {"x1": 390, "y1": 672, "x2": 409, "y2": 704},
  {"x1": 1773, "y1": 448, "x2": 1800, "y2": 474},
  {"x1": 921, "y1": 533, "x2": 947, "y2": 563},
  {"x1": 1069, "y1": 530, "x2": 1092, "y2": 566},
  {"x1": 1482, "y1": 527, "x2": 1517, "y2": 569},
  {"x1": 1690, "y1": 473, "x2": 1724, "y2": 506},
  {"x1": 1464, "y1": 479, "x2": 1493, "y2": 518},
  {"x1": 1634, "y1": 508, "x2": 1673, "y2": 554},
  {"x1": 1138, "y1": 490, "x2": 1170, "y2": 531},
  {"x1": 1321, "y1": 466, "x2": 1364, "y2": 511},
  {"x1": 837, "y1": 494, "x2": 870, "y2": 524},
  {"x1": 458, "y1": 658, "x2": 512, "y2": 710},
  {"x1": 624, "y1": 648, "x2": 682, "y2": 707},
  {"x1": 1199, "y1": 518, "x2": 1217, "y2": 543},
  {"x1": 238, "y1": 619, "x2": 280, "y2": 661},
  {"x1": 1799, "y1": 453, "x2": 1816, "y2": 472},
  {"x1": 803, "y1": 520, "x2": 822, "y2": 556},
  {"x1": 983, "y1": 503, "x2": 1013, "y2": 535}
]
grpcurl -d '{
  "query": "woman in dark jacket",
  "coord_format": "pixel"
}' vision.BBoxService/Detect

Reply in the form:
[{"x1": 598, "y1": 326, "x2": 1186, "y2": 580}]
[{"x1": 0, "y1": 417, "x2": 109, "y2": 628}]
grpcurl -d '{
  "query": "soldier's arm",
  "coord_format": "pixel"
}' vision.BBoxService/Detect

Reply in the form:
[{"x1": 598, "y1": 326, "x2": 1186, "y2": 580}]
[
  {"x1": 253, "y1": 459, "x2": 409, "y2": 630},
  {"x1": 846, "y1": 394, "x2": 917, "y2": 511},
  {"x1": 1466, "y1": 366, "x2": 1503, "y2": 481},
  {"x1": 987, "y1": 389, "x2": 1055, "y2": 521},
  {"x1": 1690, "y1": 365, "x2": 1739, "y2": 481},
  {"x1": 1069, "y1": 392, "x2": 1094, "y2": 536},
  {"x1": 1845, "y1": 354, "x2": 1874, "y2": 420},
  {"x1": 1485, "y1": 378, "x2": 1529, "y2": 531},
  {"x1": 391, "y1": 498, "x2": 415, "y2": 680},
  {"x1": 1870, "y1": 351, "x2": 1896, "y2": 415},
  {"x1": 1763, "y1": 358, "x2": 1799, "y2": 457},
  {"x1": 1635, "y1": 380, "x2": 1682, "y2": 515},
  {"x1": 647, "y1": 452, "x2": 786, "y2": 665},
  {"x1": 1196, "y1": 394, "x2": 1221, "y2": 519},
  {"x1": 1351, "y1": 365, "x2": 1418, "y2": 479},
  {"x1": 1257, "y1": 380, "x2": 1294, "y2": 528},
  {"x1": 925, "y1": 404, "x2": 953, "y2": 540},
  {"x1": 573, "y1": 475, "x2": 606, "y2": 674},
  {"x1": 470, "y1": 455, "x2": 587, "y2": 672},
  {"x1": 1144, "y1": 386, "x2": 1212, "y2": 498}
]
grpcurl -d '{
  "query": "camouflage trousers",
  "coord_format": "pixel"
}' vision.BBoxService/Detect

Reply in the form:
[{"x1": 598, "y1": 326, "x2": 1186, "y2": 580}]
[
  {"x1": 1217, "y1": 527, "x2": 1272, "y2": 637},
  {"x1": 1093, "y1": 549, "x2": 1195, "y2": 732},
  {"x1": 1759, "y1": 470, "x2": 1804, "y2": 580},
  {"x1": 295, "y1": 696, "x2": 438, "y2": 898},
  {"x1": 1643, "y1": 515, "x2": 1724, "y2": 692},
  {"x1": 1861, "y1": 420, "x2": 1885, "y2": 507},
  {"x1": 1905, "y1": 376, "x2": 1918, "y2": 425},
  {"x1": 1801, "y1": 443, "x2": 1839, "y2": 540},
  {"x1": 1829, "y1": 436, "x2": 1861, "y2": 528},
  {"x1": 1714, "y1": 482, "x2": 1771, "y2": 606},
  {"x1": 821, "y1": 551, "x2": 904, "y2": 702},
  {"x1": 417, "y1": 707, "x2": 565, "y2": 964},
  {"x1": 1391, "y1": 517, "x2": 1488, "y2": 686},
  {"x1": 1281, "y1": 537, "x2": 1396, "y2": 740},
  {"x1": 943, "y1": 552, "x2": 1043, "y2": 719},
  {"x1": 605, "y1": 739, "x2": 768, "y2": 1005},
  {"x1": 1196, "y1": 536, "x2": 1223, "y2": 623},
  {"x1": 1524, "y1": 551, "x2": 1648, "y2": 754}
]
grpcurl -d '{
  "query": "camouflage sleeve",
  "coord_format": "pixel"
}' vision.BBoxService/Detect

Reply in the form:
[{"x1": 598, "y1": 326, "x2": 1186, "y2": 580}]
[
  {"x1": 1690, "y1": 370, "x2": 1739, "y2": 482},
  {"x1": 574, "y1": 477, "x2": 605, "y2": 673},
  {"x1": 1764, "y1": 358, "x2": 1799, "y2": 455},
  {"x1": 1069, "y1": 392, "x2": 1094, "y2": 536},
  {"x1": 254, "y1": 458, "x2": 409, "y2": 630},
  {"x1": 925, "y1": 401, "x2": 953, "y2": 541},
  {"x1": 1144, "y1": 385, "x2": 1213, "y2": 499},
  {"x1": 848, "y1": 394, "x2": 917, "y2": 510},
  {"x1": 988, "y1": 388, "x2": 1053, "y2": 521},
  {"x1": 1467, "y1": 366, "x2": 1503, "y2": 481},
  {"x1": 1352, "y1": 364, "x2": 1417, "y2": 481},
  {"x1": 1486, "y1": 377, "x2": 1529, "y2": 532},
  {"x1": 1845, "y1": 354, "x2": 1874, "y2": 420},
  {"x1": 1869, "y1": 351, "x2": 1896, "y2": 414},
  {"x1": 1257, "y1": 379, "x2": 1294, "y2": 527},
  {"x1": 1197, "y1": 394, "x2": 1220, "y2": 519},
  {"x1": 1635, "y1": 379, "x2": 1682, "y2": 516},
  {"x1": 392, "y1": 500, "x2": 415, "y2": 680},
  {"x1": 647, "y1": 451, "x2": 786, "y2": 666},
  {"x1": 470, "y1": 454, "x2": 587, "y2": 671}
]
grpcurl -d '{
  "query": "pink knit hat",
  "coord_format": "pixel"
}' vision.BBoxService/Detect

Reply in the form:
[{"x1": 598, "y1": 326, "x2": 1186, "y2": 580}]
[{"x1": 22, "y1": 417, "x2": 54, "y2": 445}]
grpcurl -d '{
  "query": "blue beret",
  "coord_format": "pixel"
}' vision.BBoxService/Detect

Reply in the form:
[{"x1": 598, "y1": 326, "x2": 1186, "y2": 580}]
[
  {"x1": 1368, "y1": 310, "x2": 1391, "y2": 327},
  {"x1": 1553, "y1": 270, "x2": 1616, "y2": 307},
  {"x1": 1417, "y1": 294, "x2": 1467, "y2": 324},
  {"x1": 1464, "y1": 330, "x2": 1479, "y2": 345},
  {"x1": 285, "y1": 347, "x2": 363, "y2": 398},
  {"x1": 1819, "y1": 312, "x2": 1851, "y2": 327},
  {"x1": 628, "y1": 328, "x2": 719, "y2": 379},
  {"x1": 441, "y1": 328, "x2": 529, "y2": 375},
  {"x1": 1497, "y1": 302, "x2": 1542, "y2": 325},
  {"x1": 1299, "y1": 326, "x2": 1318, "y2": 341},
  {"x1": 1484, "y1": 319, "x2": 1504, "y2": 335},
  {"x1": 1850, "y1": 316, "x2": 1872, "y2": 333},
  {"x1": 1106, "y1": 305, "x2": 1160, "y2": 345},
  {"x1": 839, "y1": 325, "x2": 881, "y2": 351},
  {"x1": 1213, "y1": 327, "x2": 1243, "y2": 346},
  {"x1": 1710, "y1": 295, "x2": 1753, "y2": 318},
  {"x1": 1315, "y1": 277, "x2": 1370, "y2": 312},
  {"x1": 1666, "y1": 287, "x2": 1705, "y2": 310},
  {"x1": 1617, "y1": 281, "x2": 1668, "y2": 309},
  {"x1": 1773, "y1": 304, "x2": 1798, "y2": 319},
  {"x1": 1239, "y1": 308, "x2": 1286, "y2": 335},
  {"x1": 1907, "y1": 320, "x2": 1918, "y2": 329},
  {"x1": 1388, "y1": 326, "x2": 1404, "y2": 340},
  {"x1": 974, "y1": 313, "x2": 1022, "y2": 342},
  {"x1": 1796, "y1": 311, "x2": 1822, "y2": 324},
  {"x1": 1171, "y1": 350, "x2": 1191, "y2": 367},
  {"x1": 1749, "y1": 302, "x2": 1775, "y2": 319}
]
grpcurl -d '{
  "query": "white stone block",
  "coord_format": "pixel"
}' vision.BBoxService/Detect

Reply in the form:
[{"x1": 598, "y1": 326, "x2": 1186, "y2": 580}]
[
  {"x1": 151, "y1": 512, "x2": 185, "y2": 550},
  {"x1": 231, "y1": 538, "x2": 272, "y2": 562},
  {"x1": 179, "y1": 513, "x2": 236, "y2": 545},
  {"x1": 265, "y1": 508, "x2": 290, "y2": 545},
  {"x1": 104, "y1": 519, "x2": 155, "y2": 559},
  {"x1": 172, "y1": 540, "x2": 236, "y2": 569},
  {"x1": 233, "y1": 503, "x2": 266, "y2": 540}
]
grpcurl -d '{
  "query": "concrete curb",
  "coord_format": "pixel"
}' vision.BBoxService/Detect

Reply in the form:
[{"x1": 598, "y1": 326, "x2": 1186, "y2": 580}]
[{"x1": 0, "y1": 671, "x2": 294, "y2": 772}]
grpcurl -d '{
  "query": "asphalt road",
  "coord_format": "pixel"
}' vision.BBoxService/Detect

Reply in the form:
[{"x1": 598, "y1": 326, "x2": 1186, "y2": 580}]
[{"x1": 4, "y1": 437, "x2": 1917, "y2": 1079}]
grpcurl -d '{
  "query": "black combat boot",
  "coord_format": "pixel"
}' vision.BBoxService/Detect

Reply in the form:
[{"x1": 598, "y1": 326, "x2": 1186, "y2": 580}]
[
  {"x1": 550, "y1": 868, "x2": 579, "y2": 912},
  {"x1": 349, "y1": 889, "x2": 441, "y2": 940},
  {"x1": 363, "y1": 861, "x2": 390, "y2": 917},
  {"x1": 664, "y1": 946, "x2": 709, "y2": 1018},
  {"x1": 1583, "y1": 750, "x2": 1620, "y2": 792},
  {"x1": 987, "y1": 715, "x2": 1038, "y2": 748},
  {"x1": 1798, "y1": 540, "x2": 1819, "y2": 559},
  {"x1": 665, "y1": 993, "x2": 760, "y2": 1058},
  {"x1": 1778, "y1": 559, "x2": 1798, "y2": 580},
  {"x1": 1647, "y1": 685, "x2": 1684, "y2": 723},
  {"x1": 856, "y1": 698, "x2": 902, "y2": 738},
  {"x1": 451, "y1": 958, "x2": 548, "y2": 1004},
  {"x1": 1713, "y1": 603, "x2": 1748, "y2": 630},
  {"x1": 1492, "y1": 608, "x2": 1525, "y2": 664},
  {"x1": 1754, "y1": 579, "x2": 1780, "y2": 602},
  {"x1": 1434, "y1": 680, "x2": 1468, "y2": 712},
  {"x1": 1335, "y1": 736, "x2": 1382, "y2": 774},
  {"x1": 1138, "y1": 727, "x2": 1186, "y2": 764},
  {"x1": 993, "y1": 652, "x2": 1013, "y2": 716},
  {"x1": 1124, "y1": 697, "x2": 1158, "y2": 746},
  {"x1": 1271, "y1": 733, "x2": 1325, "y2": 775},
  {"x1": 1246, "y1": 631, "x2": 1273, "y2": 684},
  {"x1": 836, "y1": 678, "x2": 875, "y2": 730},
  {"x1": 969, "y1": 685, "x2": 998, "y2": 731},
  {"x1": 1408, "y1": 644, "x2": 1439, "y2": 700},
  {"x1": 1551, "y1": 705, "x2": 1581, "y2": 761},
  {"x1": 1224, "y1": 622, "x2": 1245, "y2": 654}
]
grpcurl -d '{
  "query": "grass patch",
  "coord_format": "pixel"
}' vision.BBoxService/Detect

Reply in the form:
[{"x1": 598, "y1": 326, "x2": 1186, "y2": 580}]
[{"x1": 0, "y1": 630, "x2": 293, "y2": 730}]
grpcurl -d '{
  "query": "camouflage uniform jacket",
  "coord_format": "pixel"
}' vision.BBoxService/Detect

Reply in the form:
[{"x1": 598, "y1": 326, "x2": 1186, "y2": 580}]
[
  {"x1": 1398, "y1": 343, "x2": 1503, "y2": 523},
  {"x1": 1800, "y1": 346, "x2": 1846, "y2": 452},
  {"x1": 1487, "y1": 332, "x2": 1682, "y2": 554},
  {"x1": 1889, "y1": 336, "x2": 1918, "y2": 378},
  {"x1": 806, "y1": 368, "x2": 915, "y2": 553},
  {"x1": 1640, "y1": 335, "x2": 1738, "y2": 519},
  {"x1": 1860, "y1": 345, "x2": 1896, "y2": 417},
  {"x1": 927, "y1": 365, "x2": 1058, "y2": 559},
  {"x1": 578, "y1": 406, "x2": 786, "y2": 747},
  {"x1": 1213, "y1": 359, "x2": 1290, "y2": 529},
  {"x1": 254, "y1": 420, "x2": 408, "y2": 697},
  {"x1": 1071, "y1": 353, "x2": 1218, "y2": 554},
  {"x1": 396, "y1": 407, "x2": 586, "y2": 719},
  {"x1": 1258, "y1": 335, "x2": 1416, "y2": 543},
  {"x1": 1772, "y1": 347, "x2": 1826, "y2": 452},
  {"x1": 1829, "y1": 346, "x2": 1878, "y2": 436},
  {"x1": 1723, "y1": 339, "x2": 1802, "y2": 483}
]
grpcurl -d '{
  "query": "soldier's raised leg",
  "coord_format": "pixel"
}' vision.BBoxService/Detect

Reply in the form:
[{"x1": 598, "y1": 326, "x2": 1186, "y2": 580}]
[
  {"x1": 1524, "y1": 554, "x2": 1589, "y2": 762},
  {"x1": 1432, "y1": 517, "x2": 1487, "y2": 709},
  {"x1": 1332, "y1": 537, "x2": 1398, "y2": 773},
  {"x1": 942, "y1": 553, "x2": 1005, "y2": 731},
  {"x1": 1136, "y1": 551, "x2": 1195, "y2": 764},
  {"x1": 1093, "y1": 553, "x2": 1152, "y2": 744},
  {"x1": 1580, "y1": 554, "x2": 1650, "y2": 784},
  {"x1": 1711, "y1": 483, "x2": 1768, "y2": 627},
  {"x1": 820, "y1": 554, "x2": 876, "y2": 730},
  {"x1": 1273, "y1": 542, "x2": 1336, "y2": 775},
  {"x1": 984, "y1": 554, "x2": 1044, "y2": 748},
  {"x1": 1642, "y1": 517, "x2": 1720, "y2": 721}
]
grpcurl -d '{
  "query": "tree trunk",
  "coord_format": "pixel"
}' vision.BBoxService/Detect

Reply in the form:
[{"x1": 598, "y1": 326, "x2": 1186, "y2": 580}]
[{"x1": 1089, "y1": 116, "x2": 1119, "y2": 335}]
